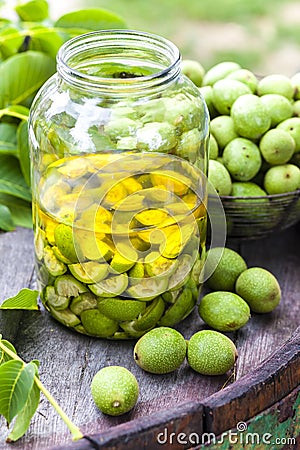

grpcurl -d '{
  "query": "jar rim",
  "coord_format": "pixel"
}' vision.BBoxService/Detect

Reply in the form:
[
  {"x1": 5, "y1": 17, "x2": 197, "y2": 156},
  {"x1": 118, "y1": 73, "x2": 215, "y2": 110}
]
[{"x1": 56, "y1": 29, "x2": 181, "y2": 94}]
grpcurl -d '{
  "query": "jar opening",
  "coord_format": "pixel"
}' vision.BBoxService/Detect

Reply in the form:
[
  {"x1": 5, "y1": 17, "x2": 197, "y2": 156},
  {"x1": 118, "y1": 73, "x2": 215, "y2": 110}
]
[{"x1": 57, "y1": 30, "x2": 181, "y2": 94}]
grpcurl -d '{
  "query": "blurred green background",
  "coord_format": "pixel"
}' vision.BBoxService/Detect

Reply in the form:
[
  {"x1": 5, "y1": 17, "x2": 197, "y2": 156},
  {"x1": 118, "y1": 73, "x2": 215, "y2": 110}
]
[{"x1": 48, "y1": 0, "x2": 300, "y2": 76}]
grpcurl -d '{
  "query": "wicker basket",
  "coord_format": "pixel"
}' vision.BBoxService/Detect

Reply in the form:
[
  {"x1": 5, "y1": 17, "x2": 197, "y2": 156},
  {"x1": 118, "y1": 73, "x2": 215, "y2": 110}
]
[{"x1": 208, "y1": 189, "x2": 300, "y2": 239}]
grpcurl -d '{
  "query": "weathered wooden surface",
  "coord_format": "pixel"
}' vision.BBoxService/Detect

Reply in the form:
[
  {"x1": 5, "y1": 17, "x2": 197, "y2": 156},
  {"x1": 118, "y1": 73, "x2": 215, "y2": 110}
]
[{"x1": 0, "y1": 223, "x2": 299, "y2": 449}]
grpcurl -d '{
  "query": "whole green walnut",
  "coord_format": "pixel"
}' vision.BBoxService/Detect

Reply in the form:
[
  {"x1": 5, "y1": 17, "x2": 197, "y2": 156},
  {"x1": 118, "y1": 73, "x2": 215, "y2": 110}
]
[
  {"x1": 226, "y1": 69, "x2": 258, "y2": 93},
  {"x1": 260, "y1": 94, "x2": 293, "y2": 127},
  {"x1": 181, "y1": 59, "x2": 205, "y2": 86},
  {"x1": 208, "y1": 160, "x2": 232, "y2": 195},
  {"x1": 205, "y1": 246, "x2": 247, "y2": 291},
  {"x1": 134, "y1": 327, "x2": 187, "y2": 374},
  {"x1": 210, "y1": 115, "x2": 238, "y2": 149},
  {"x1": 259, "y1": 129, "x2": 295, "y2": 165},
  {"x1": 187, "y1": 330, "x2": 238, "y2": 375},
  {"x1": 231, "y1": 181, "x2": 267, "y2": 198},
  {"x1": 198, "y1": 291, "x2": 251, "y2": 331},
  {"x1": 223, "y1": 137, "x2": 262, "y2": 181},
  {"x1": 257, "y1": 74, "x2": 294, "y2": 100},
  {"x1": 291, "y1": 72, "x2": 300, "y2": 100},
  {"x1": 208, "y1": 134, "x2": 219, "y2": 160},
  {"x1": 203, "y1": 61, "x2": 241, "y2": 86},
  {"x1": 91, "y1": 366, "x2": 139, "y2": 416},
  {"x1": 277, "y1": 117, "x2": 300, "y2": 153},
  {"x1": 231, "y1": 94, "x2": 271, "y2": 140},
  {"x1": 235, "y1": 267, "x2": 281, "y2": 313},
  {"x1": 212, "y1": 79, "x2": 251, "y2": 115},
  {"x1": 264, "y1": 164, "x2": 300, "y2": 194}
]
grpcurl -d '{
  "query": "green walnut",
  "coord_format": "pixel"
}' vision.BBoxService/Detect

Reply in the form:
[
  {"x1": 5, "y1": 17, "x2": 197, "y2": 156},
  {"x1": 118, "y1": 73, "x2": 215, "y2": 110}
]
[
  {"x1": 91, "y1": 366, "x2": 139, "y2": 416},
  {"x1": 198, "y1": 291, "x2": 251, "y2": 331},
  {"x1": 205, "y1": 247, "x2": 247, "y2": 291},
  {"x1": 235, "y1": 267, "x2": 281, "y2": 313},
  {"x1": 223, "y1": 137, "x2": 262, "y2": 181},
  {"x1": 231, "y1": 94, "x2": 271, "y2": 140},
  {"x1": 134, "y1": 327, "x2": 187, "y2": 374},
  {"x1": 187, "y1": 330, "x2": 238, "y2": 375}
]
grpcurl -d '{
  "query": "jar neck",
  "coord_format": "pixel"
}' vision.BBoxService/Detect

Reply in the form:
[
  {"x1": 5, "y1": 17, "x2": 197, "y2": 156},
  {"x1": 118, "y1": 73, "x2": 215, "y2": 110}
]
[{"x1": 56, "y1": 30, "x2": 181, "y2": 97}]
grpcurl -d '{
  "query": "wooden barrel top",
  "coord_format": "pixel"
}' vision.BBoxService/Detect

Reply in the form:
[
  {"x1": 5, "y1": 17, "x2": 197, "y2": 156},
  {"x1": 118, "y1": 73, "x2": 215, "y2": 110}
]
[{"x1": 0, "y1": 222, "x2": 299, "y2": 449}]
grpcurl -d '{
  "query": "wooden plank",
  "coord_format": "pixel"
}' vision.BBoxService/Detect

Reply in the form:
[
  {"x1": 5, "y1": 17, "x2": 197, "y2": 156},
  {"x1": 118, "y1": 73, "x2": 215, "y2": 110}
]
[
  {"x1": 0, "y1": 227, "x2": 35, "y2": 340},
  {"x1": 0, "y1": 224, "x2": 299, "y2": 449},
  {"x1": 195, "y1": 387, "x2": 300, "y2": 449},
  {"x1": 51, "y1": 401, "x2": 204, "y2": 450},
  {"x1": 235, "y1": 221, "x2": 300, "y2": 378},
  {"x1": 201, "y1": 326, "x2": 300, "y2": 435},
  {"x1": 0, "y1": 306, "x2": 226, "y2": 449}
]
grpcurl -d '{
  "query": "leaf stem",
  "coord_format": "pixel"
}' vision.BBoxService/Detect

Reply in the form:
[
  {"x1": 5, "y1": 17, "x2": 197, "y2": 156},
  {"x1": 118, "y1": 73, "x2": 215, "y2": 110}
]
[
  {"x1": 0, "y1": 108, "x2": 29, "y2": 121},
  {"x1": 33, "y1": 377, "x2": 83, "y2": 441},
  {"x1": 0, "y1": 340, "x2": 83, "y2": 441}
]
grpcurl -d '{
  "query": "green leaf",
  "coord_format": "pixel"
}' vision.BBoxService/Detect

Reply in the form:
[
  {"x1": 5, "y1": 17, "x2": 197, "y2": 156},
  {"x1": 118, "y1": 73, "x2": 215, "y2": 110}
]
[
  {"x1": 15, "y1": 0, "x2": 49, "y2": 22},
  {"x1": 7, "y1": 362, "x2": 40, "y2": 442},
  {"x1": 0, "y1": 193, "x2": 32, "y2": 228},
  {"x1": 0, "y1": 105, "x2": 30, "y2": 121},
  {"x1": 0, "y1": 359, "x2": 35, "y2": 424},
  {"x1": 0, "y1": 155, "x2": 31, "y2": 201},
  {"x1": 17, "y1": 121, "x2": 31, "y2": 186},
  {"x1": 0, "y1": 123, "x2": 18, "y2": 156},
  {"x1": 54, "y1": 8, "x2": 127, "y2": 32},
  {"x1": 27, "y1": 25, "x2": 65, "y2": 59},
  {"x1": 0, "y1": 204, "x2": 15, "y2": 231},
  {"x1": 0, "y1": 340, "x2": 17, "y2": 365},
  {"x1": 0, "y1": 288, "x2": 39, "y2": 310},
  {"x1": 0, "y1": 51, "x2": 56, "y2": 108},
  {"x1": 0, "y1": 25, "x2": 23, "y2": 59}
]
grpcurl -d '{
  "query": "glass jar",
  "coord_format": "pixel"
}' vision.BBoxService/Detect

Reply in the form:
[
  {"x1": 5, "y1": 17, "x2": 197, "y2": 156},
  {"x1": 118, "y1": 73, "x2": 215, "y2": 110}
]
[{"x1": 29, "y1": 30, "x2": 209, "y2": 338}]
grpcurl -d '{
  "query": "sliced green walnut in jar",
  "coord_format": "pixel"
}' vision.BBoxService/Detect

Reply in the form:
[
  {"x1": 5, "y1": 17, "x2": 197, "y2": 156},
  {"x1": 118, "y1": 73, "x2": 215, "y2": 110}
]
[
  {"x1": 43, "y1": 285, "x2": 70, "y2": 311},
  {"x1": 68, "y1": 261, "x2": 109, "y2": 284},
  {"x1": 54, "y1": 274, "x2": 88, "y2": 297},
  {"x1": 120, "y1": 296, "x2": 165, "y2": 338},
  {"x1": 128, "y1": 262, "x2": 145, "y2": 278},
  {"x1": 176, "y1": 128, "x2": 202, "y2": 163},
  {"x1": 104, "y1": 117, "x2": 140, "y2": 141},
  {"x1": 150, "y1": 170, "x2": 191, "y2": 196},
  {"x1": 70, "y1": 292, "x2": 98, "y2": 315},
  {"x1": 136, "y1": 122, "x2": 178, "y2": 152},
  {"x1": 49, "y1": 307, "x2": 81, "y2": 328},
  {"x1": 81, "y1": 309, "x2": 119, "y2": 338},
  {"x1": 168, "y1": 254, "x2": 194, "y2": 291},
  {"x1": 54, "y1": 223, "x2": 80, "y2": 263},
  {"x1": 43, "y1": 246, "x2": 67, "y2": 277},
  {"x1": 89, "y1": 273, "x2": 128, "y2": 298},
  {"x1": 163, "y1": 94, "x2": 202, "y2": 133},
  {"x1": 110, "y1": 246, "x2": 138, "y2": 274},
  {"x1": 159, "y1": 287, "x2": 196, "y2": 327},
  {"x1": 126, "y1": 276, "x2": 169, "y2": 301},
  {"x1": 160, "y1": 224, "x2": 195, "y2": 259},
  {"x1": 55, "y1": 155, "x2": 94, "y2": 179},
  {"x1": 135, "y1": 209, "x2": 169, "y2": 227},
  {"x1": 34, "y1": 228, "x2": 46, "y2": 261},
  {"x1": 52, "y1": 246, "x2": 73, "y2": 264},
  {"x1": 97, "y1": 297, "x2": 146, "y2": 321},
  {"x1": 40, "y1": 178, "x2": 71, "y2": 212},
  {"x1": 144, "y1": 253, "x2": 177, "y2": 278},
  {"x1": 162, "y1": 289, "x2": 181, "y2": 304}
]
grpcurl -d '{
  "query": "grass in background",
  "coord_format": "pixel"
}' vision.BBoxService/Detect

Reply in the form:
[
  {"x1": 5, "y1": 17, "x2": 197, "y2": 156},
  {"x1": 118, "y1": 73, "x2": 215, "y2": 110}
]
[
  {"x1": 70, "y1": 0, "x2": 300, "y2": 74},
  {"x1": 74, "y1": 0, "x2": 291, "y2": 25}
]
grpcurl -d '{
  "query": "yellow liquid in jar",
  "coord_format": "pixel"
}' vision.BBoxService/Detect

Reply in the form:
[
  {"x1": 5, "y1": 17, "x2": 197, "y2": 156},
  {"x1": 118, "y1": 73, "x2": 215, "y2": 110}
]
[{"x1": 33, "y1": 152, "x2": 207, "y2": 337}]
